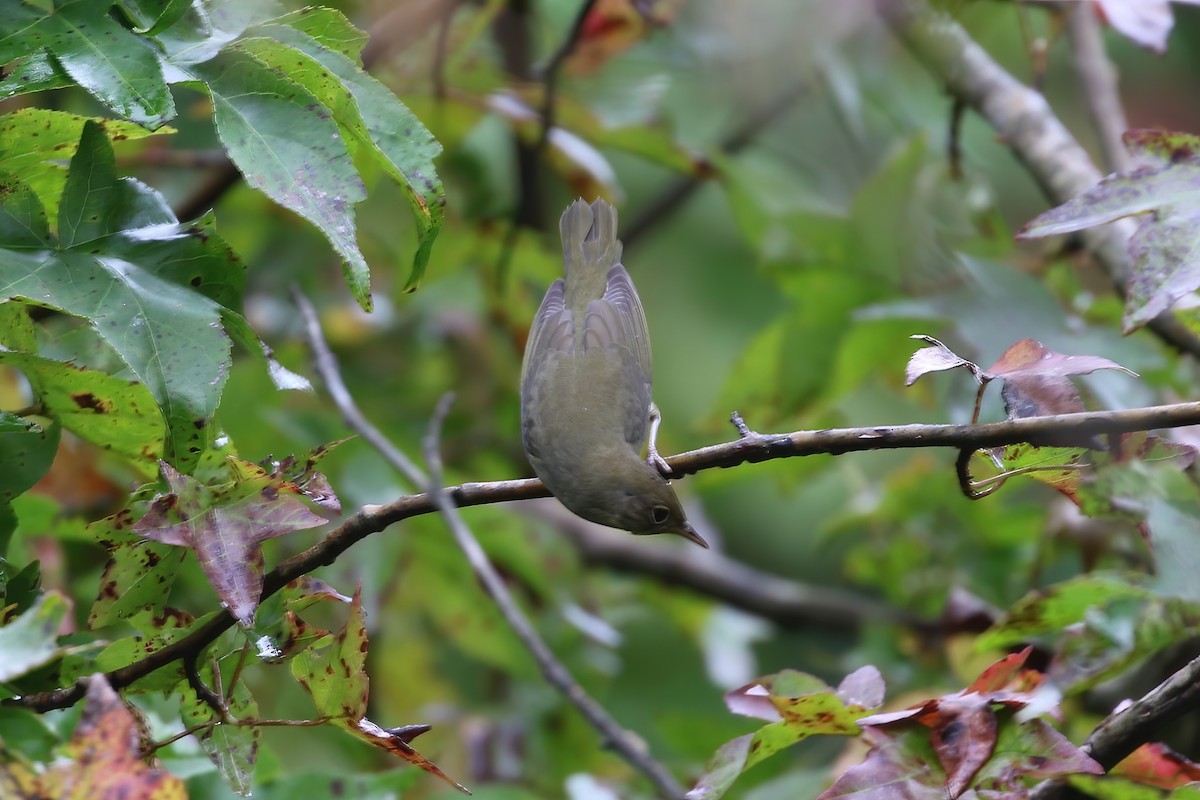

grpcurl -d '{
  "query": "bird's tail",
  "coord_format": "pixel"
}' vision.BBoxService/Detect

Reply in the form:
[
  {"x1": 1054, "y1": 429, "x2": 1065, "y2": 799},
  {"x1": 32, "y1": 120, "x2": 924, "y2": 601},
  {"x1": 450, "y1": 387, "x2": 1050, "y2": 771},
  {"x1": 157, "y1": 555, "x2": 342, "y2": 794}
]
[{"x1": 561, "y1": 199, "x2": 622, "y2": 291}]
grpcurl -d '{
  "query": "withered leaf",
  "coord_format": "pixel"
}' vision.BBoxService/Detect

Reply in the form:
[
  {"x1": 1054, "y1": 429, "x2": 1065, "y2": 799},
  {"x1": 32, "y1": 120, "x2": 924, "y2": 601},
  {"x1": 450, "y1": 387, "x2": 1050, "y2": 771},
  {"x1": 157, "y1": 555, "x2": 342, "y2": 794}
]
[
  {"x1": 906, "y1": 335, "x2": 983, "y2": 386},
  {"x1": 133, "y1": 461, "x2": 328, "y2": 625}
]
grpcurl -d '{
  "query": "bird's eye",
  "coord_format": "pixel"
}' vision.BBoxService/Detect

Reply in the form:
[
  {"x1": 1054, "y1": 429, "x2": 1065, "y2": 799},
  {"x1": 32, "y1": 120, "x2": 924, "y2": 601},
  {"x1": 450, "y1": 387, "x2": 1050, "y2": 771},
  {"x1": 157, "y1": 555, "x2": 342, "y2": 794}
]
[{"x1": 650, "y1": 505, "x2": 670, "y2": 526}]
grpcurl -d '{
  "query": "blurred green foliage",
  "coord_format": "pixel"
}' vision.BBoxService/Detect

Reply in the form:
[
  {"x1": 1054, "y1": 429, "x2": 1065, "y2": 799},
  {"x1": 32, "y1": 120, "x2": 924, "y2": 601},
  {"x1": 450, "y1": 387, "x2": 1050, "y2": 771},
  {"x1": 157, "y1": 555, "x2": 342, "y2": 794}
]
[{"x1": 4, "y1": 0, "x2": 1200, "y2": 798}]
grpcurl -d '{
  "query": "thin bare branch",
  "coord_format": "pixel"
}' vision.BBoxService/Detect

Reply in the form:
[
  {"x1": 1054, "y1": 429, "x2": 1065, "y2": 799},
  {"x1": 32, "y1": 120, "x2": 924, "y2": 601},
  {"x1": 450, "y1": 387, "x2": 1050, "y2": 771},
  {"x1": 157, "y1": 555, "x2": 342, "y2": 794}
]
[
  {"x1": 423, "y1": 394, "x2": 686, "y2": 799},
  {"x1": 291, "y1": 287, "x2": 426, "y2": 488},
  {"x1": 1065, "y1": 2, "x2": 1130, "y2": 173}
]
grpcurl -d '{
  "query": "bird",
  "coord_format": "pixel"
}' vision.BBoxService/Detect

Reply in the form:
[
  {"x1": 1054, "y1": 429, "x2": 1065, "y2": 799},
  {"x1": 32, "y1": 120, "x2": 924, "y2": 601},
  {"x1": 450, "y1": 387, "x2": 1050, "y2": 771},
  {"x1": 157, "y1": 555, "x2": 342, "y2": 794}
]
[{"x1": 520, "y1": 198, "x2": 707, "y2": 548}]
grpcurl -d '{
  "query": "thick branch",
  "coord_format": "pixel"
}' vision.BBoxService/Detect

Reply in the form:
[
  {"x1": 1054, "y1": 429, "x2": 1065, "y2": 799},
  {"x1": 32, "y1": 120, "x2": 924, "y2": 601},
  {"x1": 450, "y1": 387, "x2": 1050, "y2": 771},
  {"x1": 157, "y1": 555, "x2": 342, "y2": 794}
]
[
  {"x1": 11, "y1": 400, "x2": 1200, "y2": 714},
  {"x1": 876, "y1": 0, "x2": 1200, "y2": 358},
  {"x1": 1032, "y1": 654, "x2": 1200, "y2": 800}
]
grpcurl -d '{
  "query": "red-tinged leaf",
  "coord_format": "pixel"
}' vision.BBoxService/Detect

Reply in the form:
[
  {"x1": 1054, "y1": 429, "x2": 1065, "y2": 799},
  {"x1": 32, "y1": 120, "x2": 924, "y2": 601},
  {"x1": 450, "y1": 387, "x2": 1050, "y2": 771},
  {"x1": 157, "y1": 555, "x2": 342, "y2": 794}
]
[
  {"x1": 984, "y1": 339, "x2": 1135, "y2": 382},
  {"x1": 905, "y1": 335, "x2": 983, "y2": 386},
  {"x1": 259, "y1": 440, "x2": 350, "y2": 514},
  {"x1": 1114, "y1": 742, "x2": 1200, "y2": 789},
  {"x1": 133, "y1": 462, "x2": 328, "y2": 625},
  {"x1": 290, "y1": 590, "x2": 468, "y2": 793},
  {"x1": 817, "y1": 728, "x2": 947, "y2": 800},
  {"x1": 566, "y1": 0, "x2": 683, "y2": 74},
  {"x1": 346, "y1": 718, "x2": 468, "y2": 794},
  {"x1": 1018, "y1": 130, "x2": 1200, "y2": 329},
  {"x1": 968, "y1": 647, "x2": 1034, "y2": 694},
  {"x1": 38, "y1": 674, "x2": 186, "y2": 800},
  {"x1": 916, "y1": 695, "x2": 997, "y2": 798}
]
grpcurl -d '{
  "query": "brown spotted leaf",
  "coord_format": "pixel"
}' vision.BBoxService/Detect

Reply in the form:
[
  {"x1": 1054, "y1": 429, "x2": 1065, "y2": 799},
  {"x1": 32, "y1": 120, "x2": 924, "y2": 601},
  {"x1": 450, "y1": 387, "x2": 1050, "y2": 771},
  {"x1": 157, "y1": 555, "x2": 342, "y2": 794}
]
[
  {"x1": 851, "y1": 650, "x2": 1079, "y2": 799},
  {"x1": 692, "y1": 668, "x2": 883, "y2": 798},
  {"x1": 38, "y1": 674, "x2": 186, "y2": 800},
  {"x1": 290, "y1": 590, "x2": 467, "y2": 793},
  {"x1": 133, "y1": 461, "x2": 328, "y2": 625},
  {"x1": 1018, "y1": 129, "x2": 1200, "y2": 329},
  {"x1": 258, "y1": 439, "x2": 349, "y2": 514}
]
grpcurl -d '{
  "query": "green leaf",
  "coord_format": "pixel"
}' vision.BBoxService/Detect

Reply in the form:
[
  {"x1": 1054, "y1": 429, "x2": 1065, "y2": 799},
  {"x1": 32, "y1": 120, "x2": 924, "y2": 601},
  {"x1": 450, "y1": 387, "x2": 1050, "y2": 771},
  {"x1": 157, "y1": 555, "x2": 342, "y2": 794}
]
[
  {"x1": 0, "y1": 350, "x2": 165, "y2": 474},
  {"x1": 237, "y1": 20, "x2": 444, "y2": 291},
  {"x1": 0, "y1": 110, "x2": 161, "y2": 218},
  {"x1": 0, "y1": 1, "x2": 174, "y2": 127},
  {"x1": 978, "y1": 575, "x2": 1152, "y2": 650},
  {"x1": 1018, "y1": 130, "x2": 1200, "y2": 331},
  {"x1": 189, "y1": 49, "x2": 372, "y2": 309},
  {"x1": 0, "y1": 406, "x2": 58, "y2": 558},
  {"x1": 179, "y1": 672, "x2": 260, "y2": 796},
  {"x1": 89, "y1": 538, "x2": 184, "y2": 627},
  {"x1": 0, "y1": 591, "x2": 69, "y2": 682},
  {"x1": 0, "y1": 121, "x2": 233, "y2": 469}
]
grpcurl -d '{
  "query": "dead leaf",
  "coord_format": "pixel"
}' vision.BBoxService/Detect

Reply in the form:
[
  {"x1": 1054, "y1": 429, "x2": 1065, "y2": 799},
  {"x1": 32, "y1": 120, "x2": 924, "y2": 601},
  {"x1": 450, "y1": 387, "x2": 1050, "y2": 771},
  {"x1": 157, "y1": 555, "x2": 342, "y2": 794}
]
[
  {"x1": 905, "y1": 335, "x2": 983, "y2": 386},
  {"x1": 133, "y1": 461, "x2": 328, "y2": 625}
]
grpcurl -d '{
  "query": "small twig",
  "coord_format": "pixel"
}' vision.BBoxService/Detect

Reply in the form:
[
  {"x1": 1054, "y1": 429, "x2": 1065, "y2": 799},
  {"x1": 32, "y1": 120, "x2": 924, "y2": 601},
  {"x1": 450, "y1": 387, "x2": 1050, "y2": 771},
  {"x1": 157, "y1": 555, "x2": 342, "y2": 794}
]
[
  {"x1": 423, "y1": 393, "x2": 685, "y2": 799},
  {"x1": 1065, "y1": 1, "x2": 1129, "y2": 173},
  {"x1": 730, "y1": 410, "x2": 755, "y2": 439},
  {"x1": 184, "y1": 651, "x2": 226, "y2": 719},
  {"x1": 947, "y1": 97, "x2": 966, "y2": 180},
  {"x1": 291, "y1": 287, "x2": 426, "y2": 488}
]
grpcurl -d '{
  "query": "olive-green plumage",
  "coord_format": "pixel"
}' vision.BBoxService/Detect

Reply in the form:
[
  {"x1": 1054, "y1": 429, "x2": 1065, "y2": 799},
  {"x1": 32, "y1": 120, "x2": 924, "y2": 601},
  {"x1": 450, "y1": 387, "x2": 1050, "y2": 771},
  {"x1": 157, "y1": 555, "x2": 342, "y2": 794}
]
[{"x1": 520, "y1": 199, "x2": 706, "y2": 547}]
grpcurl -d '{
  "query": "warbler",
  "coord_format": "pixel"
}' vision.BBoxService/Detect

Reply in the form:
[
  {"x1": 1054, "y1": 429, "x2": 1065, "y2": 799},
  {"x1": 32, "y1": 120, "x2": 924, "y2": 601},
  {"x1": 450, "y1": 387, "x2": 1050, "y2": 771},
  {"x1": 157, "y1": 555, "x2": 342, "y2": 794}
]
[{"x1": 520, "y1": 199, "x2": 707, "y2": 547}]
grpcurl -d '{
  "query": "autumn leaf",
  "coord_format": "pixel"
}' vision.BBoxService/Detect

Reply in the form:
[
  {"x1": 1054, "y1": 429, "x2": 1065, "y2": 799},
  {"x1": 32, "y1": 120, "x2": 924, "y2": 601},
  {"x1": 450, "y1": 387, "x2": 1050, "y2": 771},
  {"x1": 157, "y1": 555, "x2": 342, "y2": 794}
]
[
  {"x1": 1018, "y1": 129, "x2": 1200, "y2": 330},
  {"x1": 689, "y1": 667, "x2": 883, "y2": 798},
  {"x1": 291, "y1": 590, "x2": 468, "y2": 793},
  {"x1": 133, "y1": 461, "x2": 328, "y2": 625},
  {"x1": 35, "y1": 674, "x2": 186, "y2": 800},
  {"x1": 1114, "y1": 742, "x2": 1200, "y2": 789}
]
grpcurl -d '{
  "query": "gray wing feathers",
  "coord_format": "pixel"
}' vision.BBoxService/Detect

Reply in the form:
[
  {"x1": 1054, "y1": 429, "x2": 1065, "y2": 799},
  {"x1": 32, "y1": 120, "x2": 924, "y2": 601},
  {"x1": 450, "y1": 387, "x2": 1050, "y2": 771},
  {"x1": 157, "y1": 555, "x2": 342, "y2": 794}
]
[{"x1": 520, "y1": 278, "x2": 571, "y2": 398}]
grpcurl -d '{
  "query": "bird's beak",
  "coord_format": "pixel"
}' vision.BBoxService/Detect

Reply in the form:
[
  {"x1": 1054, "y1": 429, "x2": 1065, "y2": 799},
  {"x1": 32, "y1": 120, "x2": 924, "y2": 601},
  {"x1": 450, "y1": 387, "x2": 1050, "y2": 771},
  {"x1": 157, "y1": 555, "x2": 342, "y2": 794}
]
[{"x1": 674, "y1": 523, "x2": 710, "y2": 549}]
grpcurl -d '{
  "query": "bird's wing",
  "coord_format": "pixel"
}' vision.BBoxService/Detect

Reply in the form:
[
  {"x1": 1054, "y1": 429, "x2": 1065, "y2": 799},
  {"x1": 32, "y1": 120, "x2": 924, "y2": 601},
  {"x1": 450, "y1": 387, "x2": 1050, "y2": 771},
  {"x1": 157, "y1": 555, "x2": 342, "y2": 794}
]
[{"x1": 582, "y1": 265, "x2": 654, "y2": 449}]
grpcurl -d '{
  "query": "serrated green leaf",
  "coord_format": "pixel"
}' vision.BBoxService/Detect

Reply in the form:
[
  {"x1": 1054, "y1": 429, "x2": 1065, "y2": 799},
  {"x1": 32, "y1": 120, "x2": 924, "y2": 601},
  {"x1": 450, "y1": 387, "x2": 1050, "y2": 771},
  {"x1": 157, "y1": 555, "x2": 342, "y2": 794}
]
[
  {"x1": 0, "y1": 591, "x2": 69, "y2": 682},
  {"x1": 0, "y1": 1, "x2": 174, "y2": 127},
  {"x1": 265, "y1": 7, "x2": 367, "y2": 59},
  {"x1": 237, "y1": 24, "x2": 443, "y2": 291},
  {"x1": 0, "y1": 121, "x2": 233, "y2": 469},
  {"x1": 0, "y1": 109, "x2": 161, "y2": 217},
  {"x1": 190, "y1": 49, "x2": 372, "y2": 309}
]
